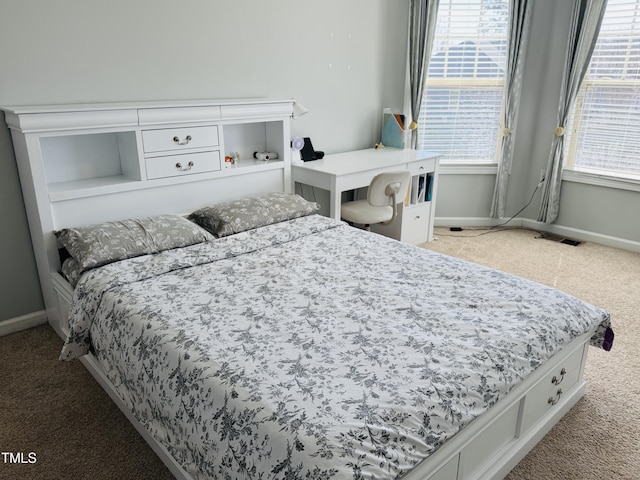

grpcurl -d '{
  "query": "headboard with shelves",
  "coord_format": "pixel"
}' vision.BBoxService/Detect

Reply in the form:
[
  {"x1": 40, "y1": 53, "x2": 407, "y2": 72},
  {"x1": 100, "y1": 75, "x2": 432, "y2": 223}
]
[{"x1": 2, "y1": 98, "x2": 294, "y2": 333}]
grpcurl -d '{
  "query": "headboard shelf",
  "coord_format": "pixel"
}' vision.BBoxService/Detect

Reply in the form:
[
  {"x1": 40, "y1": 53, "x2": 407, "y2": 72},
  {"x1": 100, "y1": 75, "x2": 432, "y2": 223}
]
[
  {"x1": 47, "y1": 157, "x2": 287, "y2": 202},
  {"x1": 2, "y1": 98, "x2": 294, "y2": 331},
  {"x1": 47, "y1": 175, "x2": 138, "y2": 201}
]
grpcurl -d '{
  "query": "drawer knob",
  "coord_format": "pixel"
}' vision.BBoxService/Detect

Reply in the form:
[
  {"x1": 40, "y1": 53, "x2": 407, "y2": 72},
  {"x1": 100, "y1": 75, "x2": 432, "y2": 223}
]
[
  {"x1": 173, "y1": 135, "x2": 192, "y2": 145},
  {"x1": 548, "y1": 388, "x2": 563, "y2": 406},
  {"x1": 551, "y1": 367, "x2": 566, "y2": 386},
  {"x1": 175, "y1": 161, "x2": 194, "y2": 171}
]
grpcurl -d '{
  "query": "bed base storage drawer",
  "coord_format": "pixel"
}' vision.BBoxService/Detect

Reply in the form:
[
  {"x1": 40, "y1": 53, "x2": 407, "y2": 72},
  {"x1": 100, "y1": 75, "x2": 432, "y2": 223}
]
[
  {"x1": 142, "y1": 125, "x2": 219, "y2": 153},
  {"x1": 519, "y1": 344, "x2": 585, "y2": 433},
  {"x1": 425, "y1": 454, "x2": 459, "y2": 480},
  {"x1": 51, "y1": 272, "x2": 74, "y2": 337},
  {"x1": 458, "y1": 401, "x2": 520, "y2": 479},
  {"x1": 145, "y1": 151, "x2": 221, "y2": 180}
]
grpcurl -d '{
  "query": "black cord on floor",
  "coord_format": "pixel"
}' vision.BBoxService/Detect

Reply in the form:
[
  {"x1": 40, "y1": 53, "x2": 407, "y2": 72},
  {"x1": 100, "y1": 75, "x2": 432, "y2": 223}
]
[{"x1": 437, "y1": 181, "x2": 543, "y2": 238}]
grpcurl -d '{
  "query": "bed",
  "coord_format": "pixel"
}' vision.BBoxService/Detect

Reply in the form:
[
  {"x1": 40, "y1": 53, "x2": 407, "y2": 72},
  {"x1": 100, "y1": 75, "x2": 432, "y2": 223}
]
[
  {"x1": 54, "y1": 194, "x2": 613, "y2": 480},
  {"x1": 3, "y1": 98, "x2": 614, "y2": 479}
]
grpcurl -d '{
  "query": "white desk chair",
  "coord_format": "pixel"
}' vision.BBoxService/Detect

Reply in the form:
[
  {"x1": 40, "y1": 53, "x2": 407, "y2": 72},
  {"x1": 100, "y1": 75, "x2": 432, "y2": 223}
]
[{"x1": 341, "y1": 171, "x2": 411, "y2": 230}]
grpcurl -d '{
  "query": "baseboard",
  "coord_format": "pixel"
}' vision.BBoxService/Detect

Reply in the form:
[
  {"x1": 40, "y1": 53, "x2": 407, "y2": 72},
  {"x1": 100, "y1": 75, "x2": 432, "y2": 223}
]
[
  {"x1": 434, "y1": 217, "x2": 640, "y2": 253},
  {"x1": 0, "y1": 310, "x2": 48, "y2": 337},
  {"x1": 521, "y1": 219, "x2": 640, "y2": 253},
  {"x1": 435, "y1": 217, "x2": 509, "y2": 228}
]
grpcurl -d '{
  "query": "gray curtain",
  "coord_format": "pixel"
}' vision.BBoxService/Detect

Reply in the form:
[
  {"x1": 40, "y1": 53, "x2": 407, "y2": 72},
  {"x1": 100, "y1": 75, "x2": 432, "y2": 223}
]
[
  {"x1": 537, "y1": 0, "x2": 608, "y2": 223},
  {"x1": 408, "y1": 0, "x2": 440, "y2": 149},
  {"x1": 490, "y1": 0, "x2": 533, "y2": 219}
]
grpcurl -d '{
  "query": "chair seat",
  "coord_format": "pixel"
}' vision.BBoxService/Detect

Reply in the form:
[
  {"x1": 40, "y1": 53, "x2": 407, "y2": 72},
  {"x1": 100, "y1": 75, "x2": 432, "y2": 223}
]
[{"x1": 341, "y1": 199, "x2": 393, "y2": 225}]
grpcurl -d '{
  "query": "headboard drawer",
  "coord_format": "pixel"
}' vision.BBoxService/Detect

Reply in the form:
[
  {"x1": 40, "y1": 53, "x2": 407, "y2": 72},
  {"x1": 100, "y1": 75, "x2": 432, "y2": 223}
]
[
  {"x1": 145, "y1": 151, "x2": 221, "y2": 180},
  {"x1": 142, "y1": 125, "x2": 219, "y2": 153}
]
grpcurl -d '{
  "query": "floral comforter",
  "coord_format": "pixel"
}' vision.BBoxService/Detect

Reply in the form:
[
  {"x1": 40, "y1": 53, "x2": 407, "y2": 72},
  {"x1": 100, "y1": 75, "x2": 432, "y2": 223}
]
[{"x1": 60, "y1": 214, "x2": 613, "y2": 479}]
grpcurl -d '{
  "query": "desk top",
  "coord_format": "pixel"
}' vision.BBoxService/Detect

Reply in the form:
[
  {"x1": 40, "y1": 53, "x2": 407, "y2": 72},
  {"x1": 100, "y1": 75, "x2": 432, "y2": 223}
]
[{"x1": 292, "y1": 148, "x2": 440, "y2": 176}]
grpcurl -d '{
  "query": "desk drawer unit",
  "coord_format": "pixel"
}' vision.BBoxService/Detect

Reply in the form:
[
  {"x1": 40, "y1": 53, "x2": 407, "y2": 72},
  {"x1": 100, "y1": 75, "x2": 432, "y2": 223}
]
[
  {"x1": 142, "y1": 125, "x2": 219, "y2": 153},
  {"x1": 401, "y1": 202, "x2": 432, "y2": 245},
  {"x1": 146, "y1": 151, "x2": 221, "y2": 180},
  {"x1": 371, "y1": 202, "x2": 431, "y2": 245}
]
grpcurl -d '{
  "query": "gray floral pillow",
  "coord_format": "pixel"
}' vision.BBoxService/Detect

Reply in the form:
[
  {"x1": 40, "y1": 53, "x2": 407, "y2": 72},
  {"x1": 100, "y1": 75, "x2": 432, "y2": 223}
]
[
  {"x1": 56, "y1": 214, "x2": 214, "y2": 273},
  {"x1": 61, "y1": 257, "x2": 82, "y2": 288},
  {"x1": 189, "y1": 192, "x2": 320, "y2": 237}
]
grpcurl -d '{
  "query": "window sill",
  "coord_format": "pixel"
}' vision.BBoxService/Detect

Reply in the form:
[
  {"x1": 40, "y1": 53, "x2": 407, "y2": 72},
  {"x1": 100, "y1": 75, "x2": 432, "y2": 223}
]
[
  {"x1": 439, "y1": 163, "x2": 498, "y2": 175},
  {"x1": 562, "y1": 168, "x2": 640, "y2": 193}
]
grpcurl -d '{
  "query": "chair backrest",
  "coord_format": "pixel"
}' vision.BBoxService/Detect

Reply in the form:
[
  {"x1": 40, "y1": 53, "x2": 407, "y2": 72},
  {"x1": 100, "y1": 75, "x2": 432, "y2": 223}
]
[{"x1": 368, "y1": 171, "x2": 411, "y2": 207}]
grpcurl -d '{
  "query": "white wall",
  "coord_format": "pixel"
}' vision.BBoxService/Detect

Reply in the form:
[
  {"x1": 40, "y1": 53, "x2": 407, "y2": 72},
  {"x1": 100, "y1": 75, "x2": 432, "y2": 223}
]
[
  {"x1": 0, "y1": 114, "x2": 42, "y2": 321},
  {"x1": 1, "y1": 0, "x2": 408, "y2": 151},
  {"x1": 0, "y1": 0, "x2": 410, "y2": 322},
  {"x1": 2, "y1": 0, "x2": 639, "y2": 323}
]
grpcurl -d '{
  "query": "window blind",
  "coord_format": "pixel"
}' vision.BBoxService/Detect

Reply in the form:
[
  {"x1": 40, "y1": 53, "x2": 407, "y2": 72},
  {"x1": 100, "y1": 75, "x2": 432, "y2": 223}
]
[
  {"x1": 418, "y1": 0, "x2": 509, "y2": 163},
  {"x1": 566, "y1": 0, "x2": 640, "y2": 178}
]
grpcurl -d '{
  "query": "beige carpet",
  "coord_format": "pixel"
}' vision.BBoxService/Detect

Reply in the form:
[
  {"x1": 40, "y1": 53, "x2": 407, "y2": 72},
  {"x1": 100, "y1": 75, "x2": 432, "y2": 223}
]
[
  {"x1": 0, "y1": 325, "x2": 174, "y2": 480},
  {"x1": 422, "y1": 227, "x2": 640, "y2": 480},
  {"x1": 1, "y1": 227, "x2": 638, "y2": 479}
]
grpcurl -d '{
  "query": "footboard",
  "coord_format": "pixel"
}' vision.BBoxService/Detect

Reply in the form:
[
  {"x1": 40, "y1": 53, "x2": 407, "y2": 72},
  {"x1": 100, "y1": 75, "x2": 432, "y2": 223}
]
[{"x1": 405, "y1": 330, "x2": 591, "y2": 480}]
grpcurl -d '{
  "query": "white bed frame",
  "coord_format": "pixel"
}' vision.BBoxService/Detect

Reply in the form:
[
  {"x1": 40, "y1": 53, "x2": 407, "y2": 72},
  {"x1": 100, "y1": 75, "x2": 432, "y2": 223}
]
[{"x1": 3, "y1": 99, "x2": 596, "y2": 480}]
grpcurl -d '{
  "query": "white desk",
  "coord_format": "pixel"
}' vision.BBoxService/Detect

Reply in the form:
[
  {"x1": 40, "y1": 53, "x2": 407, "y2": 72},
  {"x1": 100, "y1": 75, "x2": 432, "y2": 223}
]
[{"x1": 292, "y1": 148, "x2": 440, "y2": 243}]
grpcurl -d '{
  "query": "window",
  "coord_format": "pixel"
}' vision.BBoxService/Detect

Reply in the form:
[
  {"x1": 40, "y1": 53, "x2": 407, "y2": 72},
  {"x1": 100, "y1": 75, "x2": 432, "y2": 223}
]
[
  {"x1": 565, "y1": 0, "x2": 640, "y2": 180},
  {"x1": 417, "y1": 0, "x2": 510, "y2": 163}
]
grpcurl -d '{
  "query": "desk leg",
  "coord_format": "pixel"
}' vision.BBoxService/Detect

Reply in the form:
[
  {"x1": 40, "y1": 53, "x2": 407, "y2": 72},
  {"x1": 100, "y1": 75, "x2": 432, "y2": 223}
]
[{"x1": 330, "y1": 179, "x2": 341, "y2": 219}]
